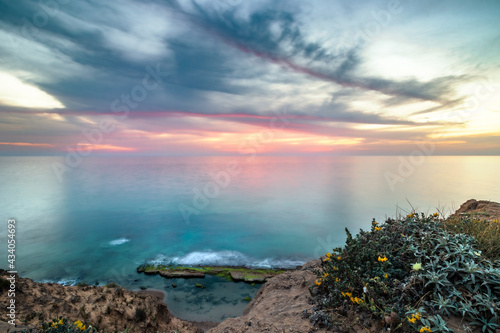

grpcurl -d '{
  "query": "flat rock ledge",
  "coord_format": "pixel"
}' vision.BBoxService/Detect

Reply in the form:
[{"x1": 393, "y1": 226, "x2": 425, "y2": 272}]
[{"x1": 137, "y1": 265, "x2": 291, "y2": 283}]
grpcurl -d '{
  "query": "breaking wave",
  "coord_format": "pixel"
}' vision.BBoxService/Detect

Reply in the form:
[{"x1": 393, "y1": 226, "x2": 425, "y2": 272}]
[
  {"x1": 148, "y1": 250, "x2": 306, "y2": 269},
  {"x1": 109, "y1": 238, "x2": 130, "y2": 246}
]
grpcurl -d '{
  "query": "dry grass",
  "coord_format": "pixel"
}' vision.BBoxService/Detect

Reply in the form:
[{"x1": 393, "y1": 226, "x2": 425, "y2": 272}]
[{"x1": 443, "y1": 215, "x2": 500, "y2": 261}]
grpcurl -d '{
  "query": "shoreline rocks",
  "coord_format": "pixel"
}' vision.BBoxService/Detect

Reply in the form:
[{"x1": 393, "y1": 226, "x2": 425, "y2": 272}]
[
  {"x1": 0, "y1": 269, "x2": 202, "y2": 333},
  {"x1": 137, "y1": 265, "x2": 290, "y2": 283}
]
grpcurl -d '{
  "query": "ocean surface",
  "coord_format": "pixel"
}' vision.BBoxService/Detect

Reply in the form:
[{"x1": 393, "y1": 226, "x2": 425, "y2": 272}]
[{"x1": 0, "y1": 155, "x2": 498, "y2": 321}]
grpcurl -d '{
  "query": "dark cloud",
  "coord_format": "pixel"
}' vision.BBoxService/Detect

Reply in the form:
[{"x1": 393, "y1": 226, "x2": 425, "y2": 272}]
[{"x1": 0, "y1": 0, "x2": 498, "y2": 155}]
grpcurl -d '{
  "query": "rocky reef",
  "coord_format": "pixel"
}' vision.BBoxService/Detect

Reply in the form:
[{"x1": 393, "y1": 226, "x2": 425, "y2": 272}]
[{"x1": 137, "y1": 264, "x2": 290, "y2": 283}]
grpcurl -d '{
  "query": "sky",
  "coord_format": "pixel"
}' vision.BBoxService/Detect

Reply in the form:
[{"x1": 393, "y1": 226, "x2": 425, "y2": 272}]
[{"x1": 0, "y1": 0, "x2": 499, "y2": 156}]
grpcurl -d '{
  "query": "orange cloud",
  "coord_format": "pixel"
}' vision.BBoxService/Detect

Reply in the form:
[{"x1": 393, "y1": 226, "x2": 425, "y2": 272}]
[
  {"x1": 0, "y1": 142, "x2": 55, "y2": 147},
  {"x1": 77, "y1": 143, "x2": 136, "y2": 152}
]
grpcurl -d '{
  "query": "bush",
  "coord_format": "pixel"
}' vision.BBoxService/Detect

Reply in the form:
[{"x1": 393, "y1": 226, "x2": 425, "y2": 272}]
[
  {"x1": 311, "y1": 214, "x2": 500, "y2": 332},
  {"x1": 443, "y1": 216, "x2": 500, "y2": 261}
]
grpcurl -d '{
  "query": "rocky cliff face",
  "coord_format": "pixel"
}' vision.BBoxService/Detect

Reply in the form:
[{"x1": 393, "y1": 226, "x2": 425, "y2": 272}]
[
  {"x1": 0, "y1": 269, "x2": 201, "y2": 333},
  {"x1": 208, "y1": 260, "x2": 328, "y2": 333},
  {"x1": 450, "y1": 199, "x2": 500, "y2": 220}
]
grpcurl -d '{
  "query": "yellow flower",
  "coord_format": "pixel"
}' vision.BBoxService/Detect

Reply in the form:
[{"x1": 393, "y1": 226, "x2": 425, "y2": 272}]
[
  {"x1": 58, "y1": 319, "x2": 64, "y2": 325},
  {"x1": 335, "y1": 278, "x2": 340, "y2": 282},
  {"x1": 81, "y1": 325, "x2": 86, "y2": 331},
  {"x1": 420, "y1": 326, "x2": 431, "y2": 332},
  {"x1": 323, "y1": 273, "x2": 329, "y2": 278},
  {"x1": 337, "y1": 256, "x2": 341, "y2": 260},
  {"x1": 322, "y1": 257, "x2": 330, "y2": 262},
  {"x1": 332, "y1": 266, "x2": 338, "y2": 270},
  {"x1": 74, "y1": 320, "x2": 84, "y2": 329},
  {"x1": 407, "y1": 312, "x2": 421, "y2": 324},
  {"x1": 378, "y1": 256, "x2": 388, "y2": 262},
  {"x1": 407, "y1": 213, "x2": 415, "y2": 218},
  {"x1": 432, "y1": 212, "x2": 439, "y2": 217},
  {"x1": 412, "y1": 263, "x2": 423, "y2": 271},
  {"x1": 375, "y1": 226, "x2": 382, "y2": 231},
  {"x1": 401, "y1": 233, "x2": 406, "y2": 237},
  {"x1": 325, "y1": 253, "x2": 332, "y2": 258},
  {"x1": 51, "y1": 322, "x2": 58, "y2": 328},
  {"x1": 372, "y1": 220, "x2": 378, "y2": 225},
  {"x1": 315, "y1": 280, "x2": 322, "y2": 286},
  {"x1": 384, "y1": 273, "x2": 388, "y2": 278}
]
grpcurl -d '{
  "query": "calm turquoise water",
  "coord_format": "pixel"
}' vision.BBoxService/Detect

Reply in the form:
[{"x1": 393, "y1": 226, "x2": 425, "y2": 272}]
[{"x1": 0, "y1": 156, "x2": 498, "y2": 321}]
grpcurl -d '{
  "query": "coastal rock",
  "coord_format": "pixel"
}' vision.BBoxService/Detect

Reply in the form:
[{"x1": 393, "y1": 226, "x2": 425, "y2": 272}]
[
  {"x1": 0, "y1": 270, "x2": 201, "y2": 333},
  {"x1": 138, "y1": 265, "x2": 287, "y2": 283},
  {"x1": 450, "y1": 199, "x2": 500, "y2": 220},
  {"x1": 158, "y1": 269, "x2": 205, "y2": 279},
  {"x1": 228, "y1": 271, "x2": 270, "y2": 283},
  {"x1": 209, "y1": 259, "x2": 329, "y2": 333}
]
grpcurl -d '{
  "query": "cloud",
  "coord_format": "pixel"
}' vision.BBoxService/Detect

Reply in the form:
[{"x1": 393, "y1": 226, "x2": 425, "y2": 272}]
[
  {"x1": 0, "y1": 0, "x2": 498, "y2": 155},
  {"x1": 0, "y1": 72, "x2": 65, "y2": 109},
  {"x1": 181, "y1": 2, "x2": 467, "y2": 105}
]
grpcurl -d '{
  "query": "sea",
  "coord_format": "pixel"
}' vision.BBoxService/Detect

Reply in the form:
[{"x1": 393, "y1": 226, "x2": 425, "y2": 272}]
[{"x1": 0, "y1": 155, "x2": 498, "y2": 322}]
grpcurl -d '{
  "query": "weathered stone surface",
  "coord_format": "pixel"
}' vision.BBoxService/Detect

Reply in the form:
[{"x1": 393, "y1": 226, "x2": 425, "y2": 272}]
[
  {"x1": 209, "y1": 260, "x2": 328, "y2": 333},
  {"x1": 0, "y1": 270, "x2": 201, "y2": 333}
]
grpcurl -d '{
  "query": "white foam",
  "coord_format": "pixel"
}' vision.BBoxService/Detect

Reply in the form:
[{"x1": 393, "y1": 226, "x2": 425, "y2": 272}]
[
  {"x1": 39, "y1": 278, "x2": 78, "y2": 286},
  {"x1": 149, "y1": 250, "x2": 306, "y2": 269},
  {"x1": 109, "y1": 238, "x2": 130, "y2": 246}
]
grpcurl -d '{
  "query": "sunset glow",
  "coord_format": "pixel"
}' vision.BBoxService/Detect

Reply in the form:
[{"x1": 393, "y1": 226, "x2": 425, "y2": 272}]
[{"x1": 0, "y1": 1, "x2": 499, "y2": 156}]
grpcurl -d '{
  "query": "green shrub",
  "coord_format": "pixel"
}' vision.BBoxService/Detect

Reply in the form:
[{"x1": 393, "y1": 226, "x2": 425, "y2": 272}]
[{"x1": 310, "y1": 214, "x2": 500, "y2": 332}]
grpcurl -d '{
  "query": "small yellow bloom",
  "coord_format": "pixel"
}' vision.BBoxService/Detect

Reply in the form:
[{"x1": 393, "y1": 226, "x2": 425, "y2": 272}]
[
  {"x1": 58, "y1": 319, "x2": 64, "y2": 325},
  {"x1": 81, "y1": 325, "x2": 86, "y2": 330},
  {"x1": 322, "y1": 257, "x2": 330, "y2": 262},
  {"x1": 315, "y1": 280, "x2": 322, "y2": 286},
  {"x1": 74, "y1": 320, "x2": 84, "y2": 329},
  {"x1": 323, "y1": 273, "x2": 329, "y2": 278},
  {"x1": 337, "y1": 256, "x2": 341, "y2": 260},
  {"x1": 51, "y1": 322, "x2": 58, "y2": 328},
  {"x1": 407, "y1": 312, "x2": 421, "y2": 324},
  {"x1": 375, "y1": 226, "x2": 382, "y2": 231},
  {"x1": 407, "y1": 213, "x2": 415, "y2": 218},
  {"x1": 384, "y1": 273, "x2": 388, "y2": 278},
  {"x1": 420, "y1": 326, "x2": 431, "y2": 332},
  {"x1": 401, "y1": 233, "x2": 406, "y2": 237},
  {"x1": 378, "y1": 256, "x2": 388, "y2": 262},
  {"x1": 412, "y1": 263, "x2": 423, "y2": 271},
  {"x1": 335, "y1": 278, "x2": 340, "y2": 282},
  {"x1": 432, "y1": 212, "x2": 439, "y2": 217},
  {"x1": 372, "y1": 220, "x2": 378, "y2": 225},
  {"x1": 332, "y1": 266, "x2": 338, "y2": 270}
]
